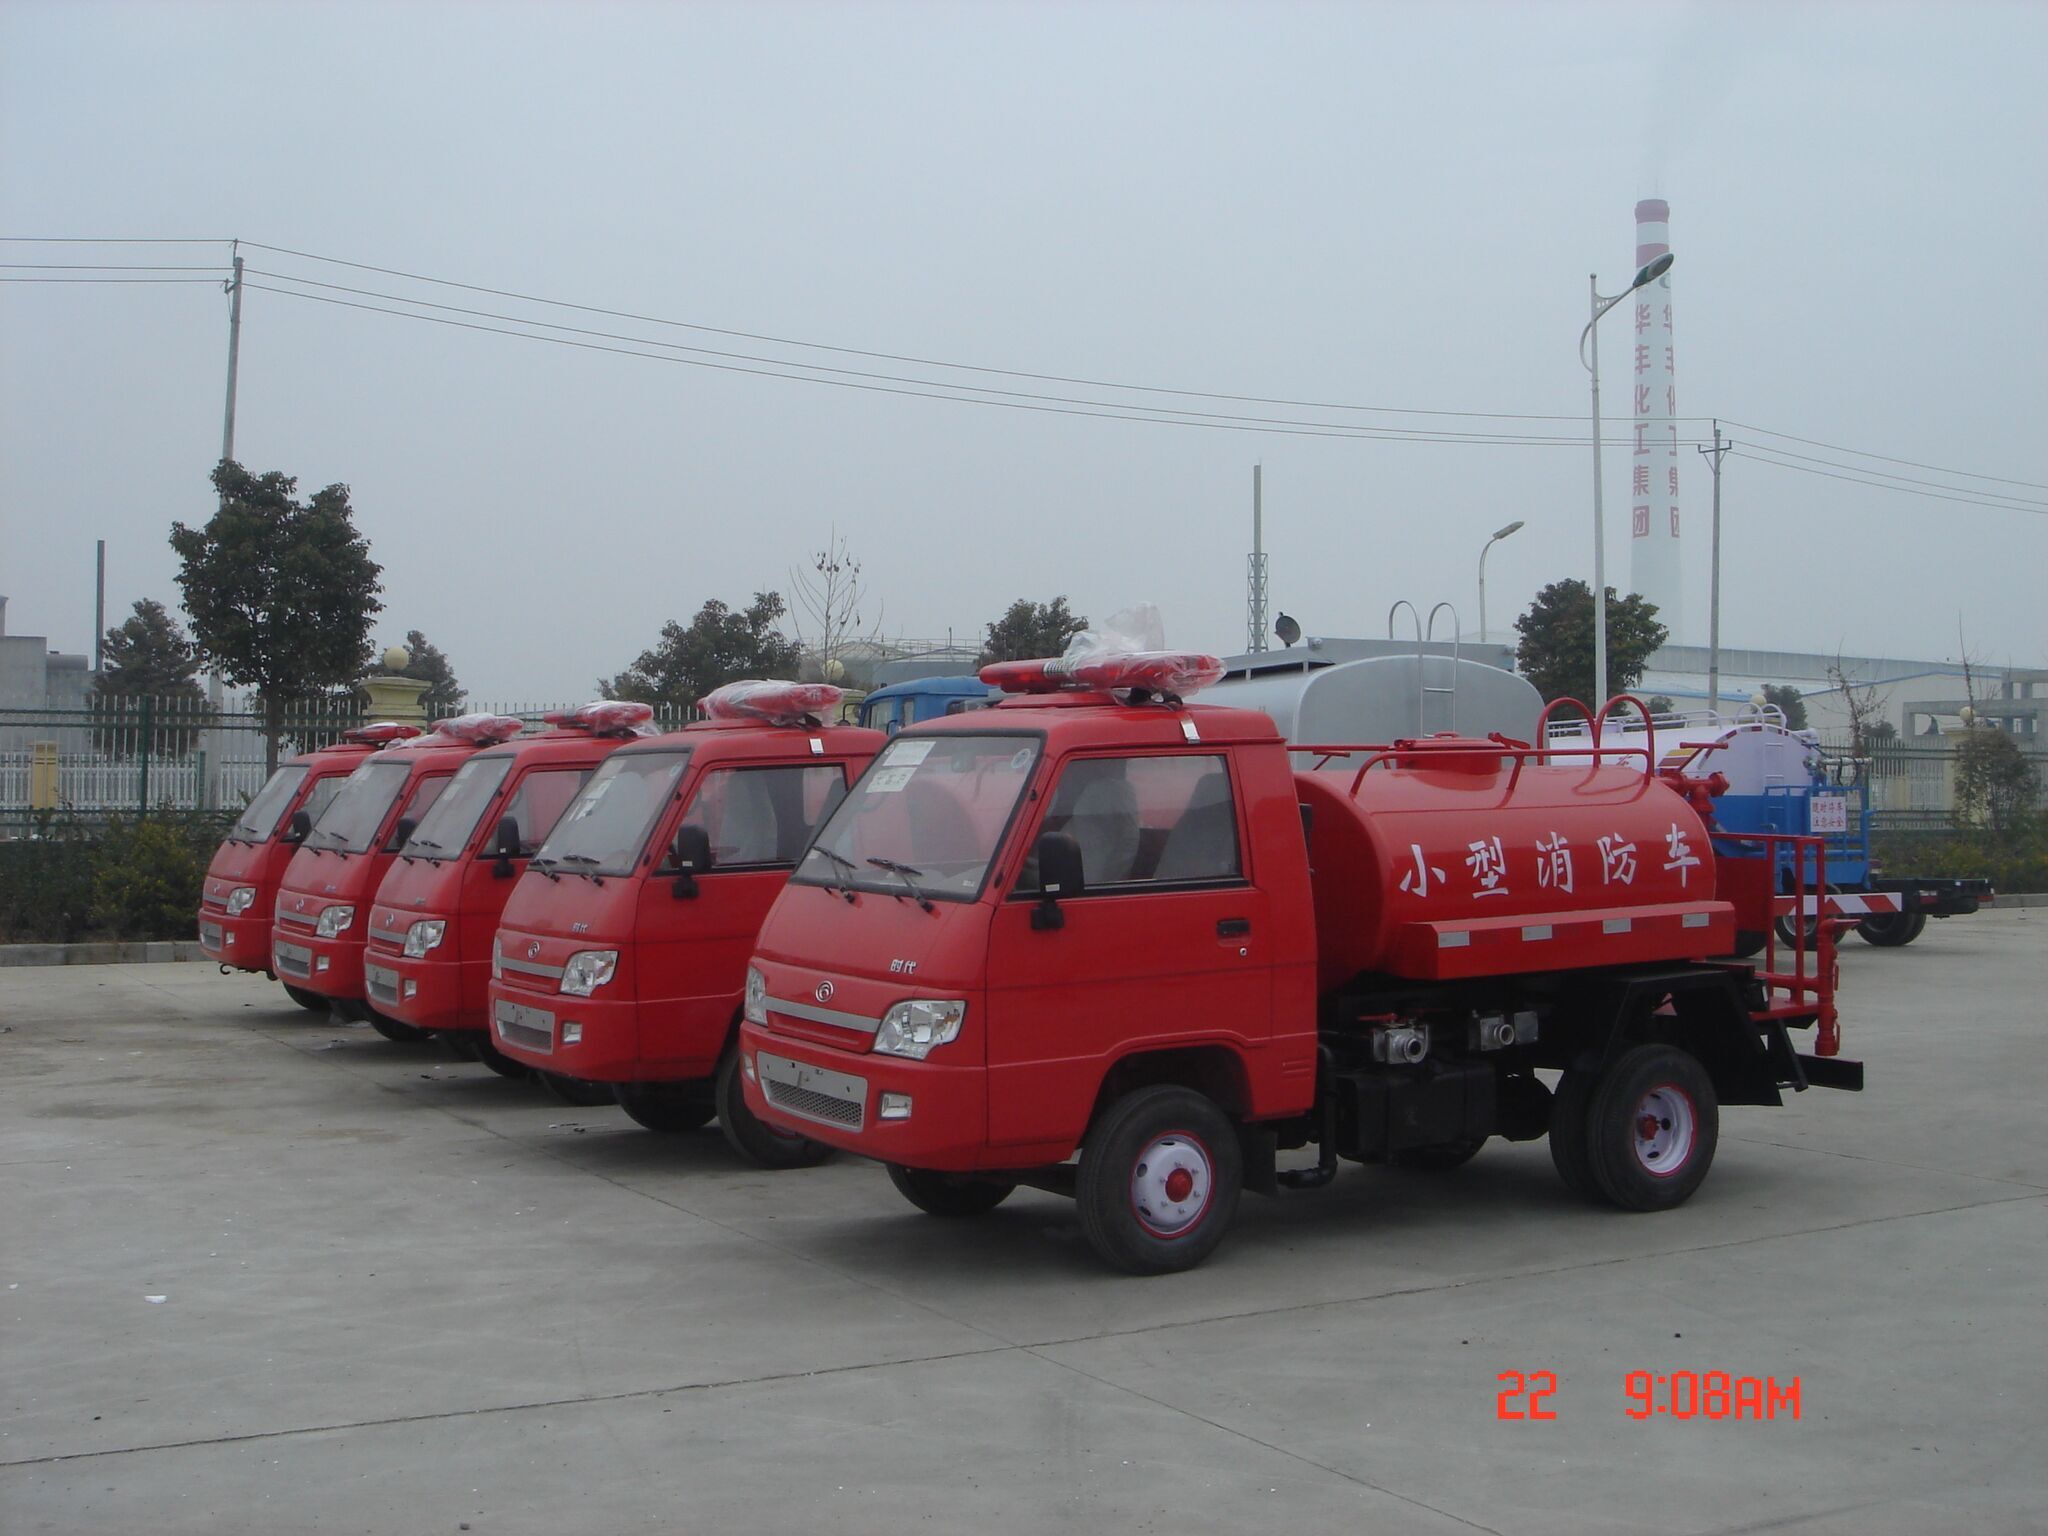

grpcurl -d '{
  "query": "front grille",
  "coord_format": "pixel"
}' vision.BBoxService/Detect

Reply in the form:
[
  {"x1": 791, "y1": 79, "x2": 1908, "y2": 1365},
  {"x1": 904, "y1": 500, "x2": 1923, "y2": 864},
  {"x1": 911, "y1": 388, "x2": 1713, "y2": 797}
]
[
  {"x1": 494, "y1": 999, "x2": 554, "y2": 1054},
  {"x1": 756, "y1": 1052, "x2": 867, "y2": 1131},
  {"x1": 198, "y1": 920, "x2": 224, "y2": 948},
  {"x1": 364, "y1": 963, "x2": 401, "y2": 1008},
  {"x1": 274, "y1": 941, "x2": 313, "y2": 978},
  {"x1": 763, "y1": 1078, "x2": 864, "y2": 1128}
]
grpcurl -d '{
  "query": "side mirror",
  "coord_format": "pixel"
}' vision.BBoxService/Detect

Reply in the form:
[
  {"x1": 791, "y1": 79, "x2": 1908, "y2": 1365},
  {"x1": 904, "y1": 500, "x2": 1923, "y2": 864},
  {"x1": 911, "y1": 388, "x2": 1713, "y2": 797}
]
[
  {"x1": 285, "y1": 810, "x2": 312, "y2": 844},
  {"x1": 1031, "y1": 832, "x2": 1083, "y2": 931},
  {"x1": 492, "y1": 815, "x2": 521, "y2": 879},
  {"x1": 671, "y1": 823, "x2": 712, "y2": 899}
]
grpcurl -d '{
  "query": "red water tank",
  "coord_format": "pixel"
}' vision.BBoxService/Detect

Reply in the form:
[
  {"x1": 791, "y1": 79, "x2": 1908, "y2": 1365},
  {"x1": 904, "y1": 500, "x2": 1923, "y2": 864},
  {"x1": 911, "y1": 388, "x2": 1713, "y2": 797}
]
[{"x1": 1294, "y1": 738, "x2": 1733, "y2": 989}]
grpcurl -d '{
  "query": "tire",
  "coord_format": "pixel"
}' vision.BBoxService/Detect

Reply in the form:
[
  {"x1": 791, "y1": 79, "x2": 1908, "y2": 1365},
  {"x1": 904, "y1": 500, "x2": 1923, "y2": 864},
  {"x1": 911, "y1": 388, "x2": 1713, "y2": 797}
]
[
  {"x1": 616, "y1": 1080, "x2": 717, "y2": 1134},
  {"x1": 439, "y1": 1032, "x2": 480, "y2": 1061},
  {"x1": 538, "y1": 1071, "x2": 615, "y2": 1107},
  {"x1": 715, "y1": 1050, "x2": 832, "y2": 1168},
  {"x1": 1390, "y1": 1137, "x2": 1487, "y2": 1171},
  {"x1": 282, "y1": 984, "x2": 330, "y2": 1013},
  {"x1": 1858, "y1": 908, "x2": 1926, "y2": 947},
  {"x1": 368, "y1": 1013, "x2": 433, "y2": 1043},
  {"x1": 1076, "y1": 1085, "x2": 1241, "y2": 1275},
  {"x1": 1775, "y1": 884, "x2": 1840, "y2": 948},
  {"x1": 1548, "y1": 1068, "x2": 1601, "y2": 1201},
  {"x1": 1586, "y1": 1044, "x2": 1719, "y2": 1211},
  {"x1": 887, "y1": 1163, "x2": 1016, "y2": 1216},
  {"x1": 1728, "y1": 929, "x2": 1769, "y2": 960},
  {"x1": 470, "y1": 1032, "x2": 533, "y2": 1081}
]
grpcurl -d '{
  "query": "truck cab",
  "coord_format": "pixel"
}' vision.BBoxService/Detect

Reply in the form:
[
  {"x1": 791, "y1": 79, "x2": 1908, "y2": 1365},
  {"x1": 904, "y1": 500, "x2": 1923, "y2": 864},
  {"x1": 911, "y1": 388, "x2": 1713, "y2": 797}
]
[
  {"x1": 857, "y1": 674, "x2": 996, "y2": 735},
  {"x1": 197, "y1": 726, "x2": 413, "y2": 994},
  {"x1": 271, "y1": 715, "x2": 523, "y2": 1037},
  {"x1": 486, "y1": 682, "x2": 884, "y2": 1165},
  {"x1": 362, "y1": 704, "x2": 652, "y2": 1059},
  {"x1": 741, "y1": 657, "x2": 1859, "y2": 1273}
]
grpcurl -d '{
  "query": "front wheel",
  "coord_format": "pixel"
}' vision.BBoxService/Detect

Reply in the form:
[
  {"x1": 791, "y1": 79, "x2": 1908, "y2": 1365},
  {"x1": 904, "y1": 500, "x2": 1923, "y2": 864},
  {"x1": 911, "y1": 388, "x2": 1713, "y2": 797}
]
[
  {"x1": 539, "y1": 1071, "x2": 615, "y2": 1106},
  {"x1": 1076, "y1": 1086, "x2": 1241, "y2": 1274},
  {"x1": 1548, "y1": 1068, "x2": 1601, "y2": 1201},
  {"x1": 616, "y1": 1080, "x2": 717, "y2": 1134},
  {"x1": 715, "y1": 1050, "x2": 831, "y2": 1169},
  {"x1": 470, "y1": 1032, "x2": 533, "y2": 1081},
  {"x1": 887, "y1": 1164, "x2": 1015, "y2": 1217},
  {"x1": 368, "y1": 1013, "x2": 433, "y2": 1044},
  {"x1": 1858, "y1": 908, "x2": 1926, "y2": 947},
  {"x1": 1586, "y1": 1044, "x2": 1719, "y2": 1211},
  {"x1": 282, "y1": 984, "x2": 329, "y2": 1013}
]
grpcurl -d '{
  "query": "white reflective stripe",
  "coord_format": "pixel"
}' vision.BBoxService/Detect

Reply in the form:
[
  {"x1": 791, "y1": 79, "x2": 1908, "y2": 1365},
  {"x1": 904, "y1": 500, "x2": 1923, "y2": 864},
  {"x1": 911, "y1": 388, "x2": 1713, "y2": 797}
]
[
  {"x1": 1521, "y1": 924, "x2": 1553, "y2": 941},
  {"x1": 1796, "y1": 893, "x2": 1902, "y2": 916},
  {"x1": 498, "y1": 954, "x2": 564, "y2": 979},
  {"x1": 767, "y1": 994, "x2": 882, "y2": 1035},
  {"x1": 1681, "y1": 911, "x2": 1711, "y2": 928},
  {"x1": 1437, "y1": 931, "x2": 1472, "y2": 949},
  {"x1": 1602, "y1": 917, "x2": 1632, "y2": 934}
]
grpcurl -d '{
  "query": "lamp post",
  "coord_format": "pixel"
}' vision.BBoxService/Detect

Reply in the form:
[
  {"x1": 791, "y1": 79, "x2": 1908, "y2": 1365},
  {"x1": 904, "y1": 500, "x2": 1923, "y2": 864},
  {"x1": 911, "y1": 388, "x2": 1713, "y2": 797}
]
[
  {"x1": 1477, "y1": 519, "x2": 1524, "y2": 645},
  {"x1": 1579, "y1": 252, "x2": 1675, "y2": 704}
]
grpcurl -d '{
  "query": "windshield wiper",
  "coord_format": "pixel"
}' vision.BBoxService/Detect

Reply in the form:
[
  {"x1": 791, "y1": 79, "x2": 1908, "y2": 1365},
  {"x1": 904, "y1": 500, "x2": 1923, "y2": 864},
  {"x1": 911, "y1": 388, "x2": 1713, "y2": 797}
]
[
  {"x1": 811, "y1": 846, "x2": 859, "y2": 902},
  {"x1": 866, "y1": 856, "x2": 935, "y2": 913},
  {"x1": 528, "y1": 855, "x2": 561, "y2": 881},
  {"x1": 556, "y1": 852, "x2": 606, "y2": 884}
]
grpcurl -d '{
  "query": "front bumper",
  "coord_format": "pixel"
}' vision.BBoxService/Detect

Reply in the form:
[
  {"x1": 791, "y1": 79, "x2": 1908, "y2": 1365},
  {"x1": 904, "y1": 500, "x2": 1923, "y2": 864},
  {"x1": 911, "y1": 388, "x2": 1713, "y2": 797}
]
[
  {"x1": 270, "y1": 927, "x2": 367, "y2": 999},
  {"x1": 487, "y1": 985, "x2": 641, "y2": 1079},
  {"x1": 367, "y1": 950, "x2": 476, "y2": 1033},
  {"x1": 198, "y1": 907, "x2": 273, "y2": 971},
  {"x1": 736, "y1": 1021, "x2": 996, "y2": 1170}
]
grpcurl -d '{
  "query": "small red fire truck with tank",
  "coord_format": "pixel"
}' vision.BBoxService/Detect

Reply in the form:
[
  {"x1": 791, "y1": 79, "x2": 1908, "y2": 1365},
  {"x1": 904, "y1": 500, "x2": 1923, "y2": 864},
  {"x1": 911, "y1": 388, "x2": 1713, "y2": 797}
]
[
  {"x1": 198, "y1": 723, "x2": 422, "y2": 997},
  {"x1": 270, "y1": 714, "x2": 524, "y2": 1036},
  {"x1": 485, "y1": 682, "x2": 885, "y2": 1164},
  {"x1": 362, "y1": 703, "x2": 653, "y2": 1068},
  {"x1": 737, "y1": 652, "x2": 1863, "y2": 1273}
]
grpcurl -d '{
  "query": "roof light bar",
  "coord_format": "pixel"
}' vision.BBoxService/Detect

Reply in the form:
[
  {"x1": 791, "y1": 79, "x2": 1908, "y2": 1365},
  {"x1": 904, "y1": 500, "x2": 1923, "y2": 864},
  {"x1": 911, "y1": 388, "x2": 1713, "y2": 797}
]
[
  {"x1": 341, "y1": 721, "x2": 426, "y2": 745},
  {"x1": 427, "y1": 712, "x2": 527, "y2": 746},
  {"x1": 699, "y1": 680, "x2": 843, "y2": 725},
  {"x1": 542, "y1": 700, "x2": 658, "y2": 737},
  {"x1": 979, "y1": 651, "x2": 1225, "y2": 700}
]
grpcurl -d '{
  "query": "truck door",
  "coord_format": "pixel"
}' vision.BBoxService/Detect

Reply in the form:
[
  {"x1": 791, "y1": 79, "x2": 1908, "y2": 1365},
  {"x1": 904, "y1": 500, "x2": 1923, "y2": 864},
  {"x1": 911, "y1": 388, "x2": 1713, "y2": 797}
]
[
  {"x1": 984, "y1": 750, "x2": 1273, "y2": 1150},
  {"x1": 632, "y1": 760, "x2": 852, "y2": 1074},
  {"x1": 458, "y1": 764, "x2": 592, "y2": 1013}
]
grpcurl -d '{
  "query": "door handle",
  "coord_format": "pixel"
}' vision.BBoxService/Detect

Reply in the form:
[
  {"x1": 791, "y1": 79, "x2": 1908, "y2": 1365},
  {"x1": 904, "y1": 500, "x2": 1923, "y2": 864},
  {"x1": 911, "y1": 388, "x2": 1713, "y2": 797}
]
[{"x1": 1216, "y1": 917, "x2": 1251, "y2": 938}]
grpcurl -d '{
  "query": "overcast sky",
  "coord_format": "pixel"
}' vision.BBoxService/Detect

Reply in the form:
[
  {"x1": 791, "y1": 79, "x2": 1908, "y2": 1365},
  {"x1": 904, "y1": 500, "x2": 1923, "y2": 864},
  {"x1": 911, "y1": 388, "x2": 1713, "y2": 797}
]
[{"x1": 3, "y1": 0, "x2": 2042, "y2": 701}]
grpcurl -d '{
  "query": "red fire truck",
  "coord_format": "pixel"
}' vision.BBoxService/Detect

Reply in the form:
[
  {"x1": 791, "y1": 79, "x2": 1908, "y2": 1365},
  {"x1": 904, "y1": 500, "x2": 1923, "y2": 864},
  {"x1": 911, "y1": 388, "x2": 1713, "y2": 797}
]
[
  {"x1": 270, "y1": 715, "x2": 524, "y2": 1037},
  {"x1": 486, "y1": 682, "x2": 885, "y2": 1164},
  {"x1": 197, "y1": 724, "x2": 422, "y2": 998},
  {"x1": 737, "y1": 654, "x2": 1861, "y2": 1273},
  {"x1": 362, "y1": 704, "x2": 652, "y2": 1071}
]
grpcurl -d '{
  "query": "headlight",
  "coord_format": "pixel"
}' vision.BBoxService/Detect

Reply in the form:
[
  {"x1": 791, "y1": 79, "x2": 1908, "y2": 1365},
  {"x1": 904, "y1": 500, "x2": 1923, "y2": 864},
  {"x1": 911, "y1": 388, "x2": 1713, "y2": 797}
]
[
  {"x1": 403, "y1": 919, "x2": 447, "y2": 958},
  {"x1": 873, "y1": 998, "x2": 966, "y2": 1060},
  {"x1": 559, "y1": 949, "x2": 618, "y2": 997},
  {"x1": 491, "y1": 935, "x2": 503, "y2": 980},
  {"x1": 743, "y1": 965, "x2": 767, "y2": 1024},
  {"x1": 315, "y1": 904, "x2": 356, "y2": 938},
  {"x1": 224, "y1": 886, "x2": 257, "y2": 916}
]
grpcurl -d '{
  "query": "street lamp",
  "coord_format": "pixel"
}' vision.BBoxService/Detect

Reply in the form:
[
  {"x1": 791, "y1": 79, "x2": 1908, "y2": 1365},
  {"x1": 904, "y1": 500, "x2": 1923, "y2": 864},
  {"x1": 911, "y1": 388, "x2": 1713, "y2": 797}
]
[
  {"x1": 1477, "y1": 519, "x2": 1524, "y2": 645},
  {"x1": 1579, "y1": 251, "x2": 1675, "y2": 704}
]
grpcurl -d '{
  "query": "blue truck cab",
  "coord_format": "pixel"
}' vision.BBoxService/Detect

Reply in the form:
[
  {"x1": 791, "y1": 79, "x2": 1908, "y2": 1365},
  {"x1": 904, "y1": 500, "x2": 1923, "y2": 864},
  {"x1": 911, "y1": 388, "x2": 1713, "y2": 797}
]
[{"x1": 855, "y1": 674, "x2": 996, "y2": 735}]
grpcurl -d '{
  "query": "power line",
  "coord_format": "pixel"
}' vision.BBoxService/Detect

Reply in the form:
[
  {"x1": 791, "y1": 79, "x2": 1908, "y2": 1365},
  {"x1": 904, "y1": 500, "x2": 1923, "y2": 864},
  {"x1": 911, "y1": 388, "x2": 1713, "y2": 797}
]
[
  {"x1": 1721, "y1": 417, "x2": 2047, "y2": 492},
  {"x1": 1717, "y1": 439, "x2": 2045, "y2": 509},
  {"x1": 0, "y1": 236, "x2": 231, "y2": 245},
  {"x1": 0, "y1": 276, "x2": 226, "y2": 284},
  {"x1": 0, "y1": 262, "x2": 227, "y2": 272},
  {"x1": 1730, "y1": 447, "x2": 2048, "y2": 514}
]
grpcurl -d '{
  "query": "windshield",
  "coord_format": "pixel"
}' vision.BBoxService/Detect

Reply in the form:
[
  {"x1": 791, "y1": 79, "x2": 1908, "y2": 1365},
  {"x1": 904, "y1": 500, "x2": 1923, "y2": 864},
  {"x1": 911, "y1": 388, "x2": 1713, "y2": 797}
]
[
  {"x1": 231, "y1": 765, "x2": 309, "y2": 843},
  {"x1": 795, "y1": 733, "x2": 1040, "y2": 902},
  {"x1": 534, "y1": 748, "x2": 690, "y2": 877},
  {"x1": 403, "y1": 755, "x2": 512, "y2": 859},
  {"x1": 305, "y1": 758, "x2": 413, "y2": 854}
]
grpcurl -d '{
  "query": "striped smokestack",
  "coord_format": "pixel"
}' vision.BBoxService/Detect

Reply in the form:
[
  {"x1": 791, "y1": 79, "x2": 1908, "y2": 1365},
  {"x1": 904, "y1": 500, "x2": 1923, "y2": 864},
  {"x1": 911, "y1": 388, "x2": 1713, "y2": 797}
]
[{"x1": 1629, "y1": 198, "x2": 1684, "y2": 638}]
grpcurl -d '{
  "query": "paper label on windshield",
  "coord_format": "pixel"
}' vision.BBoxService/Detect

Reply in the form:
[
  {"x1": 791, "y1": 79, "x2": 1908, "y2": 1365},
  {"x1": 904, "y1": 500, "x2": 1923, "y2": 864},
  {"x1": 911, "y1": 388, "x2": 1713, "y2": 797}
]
[
  {"x1": 866, "y1": 765, "x2": 918, "y2": 794},
  {"x1": 571, "y1": 779, "x2": 613, "y2": 818},
  {"x1": 888, "y1": 740, "x2": 935, "y2": 766}
]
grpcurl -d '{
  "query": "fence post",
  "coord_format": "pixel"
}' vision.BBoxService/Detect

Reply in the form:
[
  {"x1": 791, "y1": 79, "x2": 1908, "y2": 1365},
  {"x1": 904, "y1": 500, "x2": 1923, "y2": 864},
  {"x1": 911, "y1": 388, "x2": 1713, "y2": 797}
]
[{"x1": 138, "y1": 695, "x2": 154, "y2": 818}]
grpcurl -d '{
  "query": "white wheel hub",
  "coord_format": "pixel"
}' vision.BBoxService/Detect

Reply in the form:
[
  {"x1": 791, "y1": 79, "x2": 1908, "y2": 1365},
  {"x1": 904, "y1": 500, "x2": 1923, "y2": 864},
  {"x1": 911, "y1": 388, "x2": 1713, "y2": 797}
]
[
  {"x1": 1630, "y1": 1086, "x2": 1696, "y2": 1177},
  {"x1": 1130, "y1": 1132, "x2": 1213, "y2": 1237}
]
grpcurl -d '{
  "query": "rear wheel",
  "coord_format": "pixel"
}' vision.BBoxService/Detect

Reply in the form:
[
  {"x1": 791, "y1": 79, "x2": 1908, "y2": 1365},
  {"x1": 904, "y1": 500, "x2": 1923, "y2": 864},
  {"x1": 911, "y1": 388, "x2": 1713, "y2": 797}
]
[
  {"x1": 470, "y1": 1032, "x2": 533, "y2": 1081},
  {"x1": 1858, "y1": 908, "x2": 1926, "y2": 947},
  {"x1": 616, "y1": 1080, "x2": 717, "y2": 1134},
  {"x1": 368, "y1": 1013, "x2": 433, "y2": 1044},
  {"x1": 1775, "y1": 884, "x2": 1841, "y2": 948},
  {"x1": 1586, "y1": 1045, "x2": 1719, "y2": 1211},
  {"x1": 715, "y1": 1050, "x2": 831, "y2": 1168},
  {"x1": 887, "y1": 1164, "x2": 1016, "y2": 1216},
  {"x1": 1390, "y1": 1137, "x2": 1487, "y2": 1171},
  {"x1": 1728, "y1": 929, "x2": 1769, "y2": 960},
  {"x1": 282, "y1": 984, "x2": 329, "y2": 1013},
  {"x1": 538, "y1": 1071, "x2": 615, "y2": 1106},
  {"x1": 1548, "y1": 1068, "x2": 1601, "y2": 1200},
  {"x1": 1076, "y1": 1086, "x2": 1241, "y2": 1274}
]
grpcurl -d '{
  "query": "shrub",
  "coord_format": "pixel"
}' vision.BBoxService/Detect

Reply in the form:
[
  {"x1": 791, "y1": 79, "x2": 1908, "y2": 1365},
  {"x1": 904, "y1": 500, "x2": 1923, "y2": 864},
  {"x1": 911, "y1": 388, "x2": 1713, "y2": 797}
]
[{"x1": 91, "y1": 816, "x2": 210, "y2": 940}]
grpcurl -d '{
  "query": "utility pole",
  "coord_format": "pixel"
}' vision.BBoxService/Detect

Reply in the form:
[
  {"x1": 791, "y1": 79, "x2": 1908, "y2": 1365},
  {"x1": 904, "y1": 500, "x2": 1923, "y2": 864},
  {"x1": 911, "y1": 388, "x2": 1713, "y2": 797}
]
[
  {"x1": 220, "y1": 242, "x2": 245, "y2": 477},
  {"x1": 1697, "y1": 421, "x2": 1732, "y2": 714},
  {"x1": 1246, "y1": 463, "x2": 1269, "y2": 653},
  {"x1": 94, "y1": 539, "x2": 106, "y2": 673}
]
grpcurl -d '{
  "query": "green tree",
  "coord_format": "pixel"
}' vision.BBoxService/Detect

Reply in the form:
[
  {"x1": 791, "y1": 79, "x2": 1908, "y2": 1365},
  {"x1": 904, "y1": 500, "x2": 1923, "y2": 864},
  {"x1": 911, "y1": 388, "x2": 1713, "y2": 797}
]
[
  {"x1": 398, "y1": 629, "x2": 465, "y2": 713},
  {"x1": 1953, "y1": 727, "x2": 2043, "y2": 834},
  {"x1": 603, "y1": 593, "x2": 801, "y2": 711},
  {"x1": 90, "y1": 598, "x2": 213, "y2": 755},
  {"x1": 171, "y1": 461, "x2": 384, "y2": 772},
  {"x1": 980, "y1": 597, "x2": 1089, "y2": 664},
  {"x1": 1760, "y1": 684, "x2": 1809, "y2": 730},
  {"x1": 1512, "y1": 580, "x2": 1668, "y2": 706}
]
